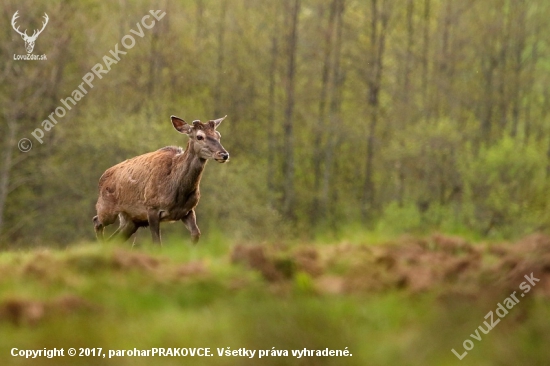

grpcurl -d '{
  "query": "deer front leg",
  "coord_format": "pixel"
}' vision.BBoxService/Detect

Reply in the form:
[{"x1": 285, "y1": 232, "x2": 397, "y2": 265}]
[
  {"x1": 182, "y1": 209, "x2": 201, "y2": 244},
  {"x1": 108, "y1": 220, "x2": 138, "y2": 243},
  {"x1": 147, "y1": 208, "x2": 162, "y2": 245},
  {"x1": 93, "y1": 216, "x2": 105, "y2": 242},
  {"x1": 118, "y1": 221, "x2": 138, "y2": 242}
]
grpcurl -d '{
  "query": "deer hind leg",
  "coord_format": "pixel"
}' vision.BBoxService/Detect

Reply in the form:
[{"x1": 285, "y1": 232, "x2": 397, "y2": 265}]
[
  {"x1": 147, "y1": 209, "x2": 162, "y2": 245},
  {"x1": 182, "y1": 209, "x2": 201, "y2": 244}
]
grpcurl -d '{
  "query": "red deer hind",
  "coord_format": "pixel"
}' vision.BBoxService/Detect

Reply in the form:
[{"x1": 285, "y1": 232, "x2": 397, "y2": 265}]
[{"x1": 93, "y1": 115, "x2": 229, "y2": 245}]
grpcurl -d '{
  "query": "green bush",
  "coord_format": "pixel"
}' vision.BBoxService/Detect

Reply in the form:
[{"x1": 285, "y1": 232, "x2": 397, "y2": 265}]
[{"x1": 460, "y1": 136, "x2": 549, "y2": 237}]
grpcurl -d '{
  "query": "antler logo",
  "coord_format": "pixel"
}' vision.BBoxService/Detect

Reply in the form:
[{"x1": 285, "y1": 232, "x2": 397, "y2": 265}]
[{"x1": 11, "y1": 11, "x2": 49, "y2": 54}]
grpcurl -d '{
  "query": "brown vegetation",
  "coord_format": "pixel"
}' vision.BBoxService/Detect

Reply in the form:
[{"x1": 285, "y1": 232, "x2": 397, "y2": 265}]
[
  {"x1": 0, "y1": 295, "x2": 94, "y2": 326},
  {"x1": 232, "y1": 234, "x2": 550, "y2": 298}
]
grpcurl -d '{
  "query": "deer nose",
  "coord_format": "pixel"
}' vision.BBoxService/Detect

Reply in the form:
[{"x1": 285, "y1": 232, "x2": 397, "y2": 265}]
[{"x1": 220, "y1": 152, "x2": 229, "y2": 161}]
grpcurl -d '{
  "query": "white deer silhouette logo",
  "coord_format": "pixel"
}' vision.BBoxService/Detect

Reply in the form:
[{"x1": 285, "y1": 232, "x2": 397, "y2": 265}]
[{"x1": 11, "y1": 11, "x2": 49, "y2": 54}]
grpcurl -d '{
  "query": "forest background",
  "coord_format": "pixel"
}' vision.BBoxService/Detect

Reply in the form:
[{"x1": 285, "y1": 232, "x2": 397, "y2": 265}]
[{"x1": 1, "y1": 0, "x2": 549, "y2": 248}]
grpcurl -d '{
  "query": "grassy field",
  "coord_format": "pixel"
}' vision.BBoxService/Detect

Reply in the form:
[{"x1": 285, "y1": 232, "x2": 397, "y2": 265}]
[{"x1": 0, "y1": 233, "x2": 549, "y2": 366}]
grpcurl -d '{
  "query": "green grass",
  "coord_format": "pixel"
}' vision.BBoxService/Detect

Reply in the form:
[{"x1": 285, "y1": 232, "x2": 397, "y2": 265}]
[{"x1": 0, "y1": 234, "x2": 549, "y2": 365}]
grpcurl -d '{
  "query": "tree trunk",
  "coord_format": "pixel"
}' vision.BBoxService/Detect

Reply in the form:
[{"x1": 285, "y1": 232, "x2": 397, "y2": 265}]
[
  {"x1": 434, "y1": 0, "x2": 452, "y2": 120},
  {"x1": 282, "y1": 0, "x2": 300, "y2": 219},
  {"x1": 510, "y1": 0, "x2": 526, "y2": 138},
  {"x1": 213, "y1": 0, "x2": 228, "y2": 117},
  {"x1": 481, "y1": 57, "x2": 496, "y2": 142},
  {"x1": 403, "y1": 0, "x2": 414, "y2": 105},
  {"x1": 362, "y1": 0, "x2": 389, "y2": 219},
  {"x1": 0, "y1": 117, "x2": 17, "y2": 237},
  {"x1": 195, "y1": 0, "x2": 205, "y2": 42},
  {"x1": 322, "y1": 0, "x2": 345, "y2": 225},
  {"x1": 311, "y1": 0, "x2": 338, "y2": 226},
  {"x1": 524, "y1": 18, "x2": 540, "y2": 144},
  {"x1": 267, "y1": 5, "x2": 280, "y2": 196},
  {"x1": 422, "y1": 0, "x2": 431, "y2": 116}
]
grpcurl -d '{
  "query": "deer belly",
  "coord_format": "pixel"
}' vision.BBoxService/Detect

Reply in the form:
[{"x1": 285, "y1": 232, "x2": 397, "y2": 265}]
[
  {"x1": 121, "y1": 206, "x2": 148, "y2": 222},
  {"x1": 159, "y1": 205, "x2": 194, "y2": 222}
]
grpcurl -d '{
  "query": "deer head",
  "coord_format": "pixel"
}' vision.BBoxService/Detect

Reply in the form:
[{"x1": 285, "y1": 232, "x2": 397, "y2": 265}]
[
  {"x1": 171, "y1": 115, "x2": 230, "y2": 163},
  {"x1": 11, "y1": 11, "x2": 49, "y2": 54}
]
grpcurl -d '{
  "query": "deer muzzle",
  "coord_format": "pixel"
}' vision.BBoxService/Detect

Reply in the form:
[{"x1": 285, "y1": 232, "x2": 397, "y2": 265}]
[{"x1": 215, "y1": 151, "x2": 230, "y2": 163}]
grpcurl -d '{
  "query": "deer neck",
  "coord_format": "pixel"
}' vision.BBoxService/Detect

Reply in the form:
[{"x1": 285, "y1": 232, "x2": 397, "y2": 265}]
[{"x1": 174, "y1": 140, "x2": 207, "y2": 192}]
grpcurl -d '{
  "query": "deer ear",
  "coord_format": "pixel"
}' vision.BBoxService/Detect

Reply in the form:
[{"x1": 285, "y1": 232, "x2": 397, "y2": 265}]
[
  {"x1": 210, "y1": 115, "x2": 227, "y2": 129},
  {"x1": 171, "y1": 116, "x2": 192, "y2": 134}
]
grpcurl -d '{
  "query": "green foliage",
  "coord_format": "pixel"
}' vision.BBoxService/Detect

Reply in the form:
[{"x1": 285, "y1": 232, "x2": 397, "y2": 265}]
[
  {"x1": 293, "y1": 271, "x2": 315, "y2": 294},
  {"x1": 199, "y1": 159, "x2": 287, "y2": 241},
  {"x1": 376, "y1": 202, "x2": 422, "y2": 234},
  {"x1": 460, "y1": 137, "x2": 549, "y2": 237}
]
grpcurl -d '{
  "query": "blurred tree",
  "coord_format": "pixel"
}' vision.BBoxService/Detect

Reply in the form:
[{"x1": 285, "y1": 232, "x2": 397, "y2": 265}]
[
  {"x1": 361, "y1": 0, "x2": 392, "y2": 220},
  {"x1": 311, "y1": 0, "x2": 338, "y2": 226},
  {"x1": 282, "y1": 0, "x2": 300, "y2": 220}
]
